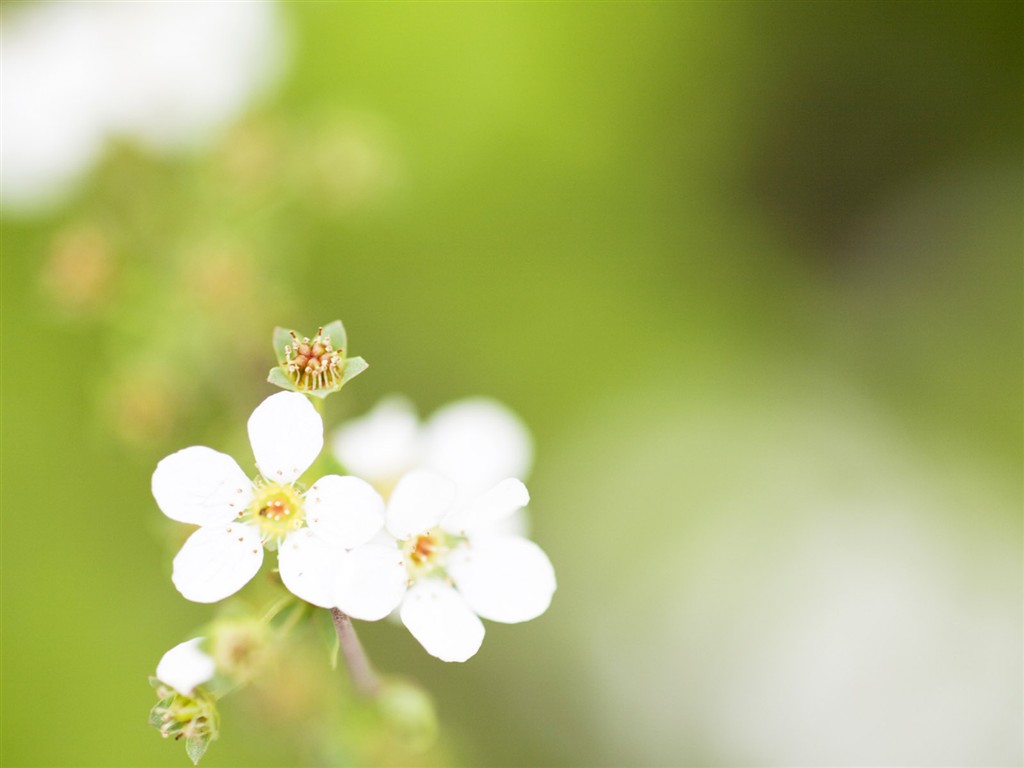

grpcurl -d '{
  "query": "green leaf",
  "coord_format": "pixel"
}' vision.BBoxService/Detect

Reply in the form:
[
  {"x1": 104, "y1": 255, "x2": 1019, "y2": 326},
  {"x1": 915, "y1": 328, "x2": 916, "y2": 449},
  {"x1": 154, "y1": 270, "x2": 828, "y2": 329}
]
[
  {"x1": 321, "y1": 319, "x2": 347, "y2": 354},
  {"x1": 185, "y1": 734, "x2": 211, "y2": 765},
  {"x1": 340, "y1": 356, "x2": 369, "y2": 387},
  {"x1": 271, "y1": 327, "x2": 294, "y2": 364},
  {"x1": 267, "y1": 366, "x2": 298, "y2": 393}
]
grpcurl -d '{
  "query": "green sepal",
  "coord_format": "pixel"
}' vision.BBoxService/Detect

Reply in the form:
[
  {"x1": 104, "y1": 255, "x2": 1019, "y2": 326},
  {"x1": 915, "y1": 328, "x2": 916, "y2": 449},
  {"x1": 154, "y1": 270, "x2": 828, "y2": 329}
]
[
  {"x1": 277, "y1": 356, "x2": 370, "y2": 399},
  {"x1": 147, "y1": 703, "x2": 165, "y2": 729},
  {"x1": 185, "y1": 734, "x2": 211, "y2": 765},
  {"x1": 304, "y1": 386, "x2": 339, "y2": 400},
  {"x1": 340, "y1": 356, "x2": 368, "y2": 387},
  {"x1": 321, "y1": 319, "x2": 347, "y2": 354},
  {"x1": 272, "y1": 326, "x2": 294, "y2": 365},
  {"x1": 266, "y1": 366, "x2": 299, "y2": 393}
]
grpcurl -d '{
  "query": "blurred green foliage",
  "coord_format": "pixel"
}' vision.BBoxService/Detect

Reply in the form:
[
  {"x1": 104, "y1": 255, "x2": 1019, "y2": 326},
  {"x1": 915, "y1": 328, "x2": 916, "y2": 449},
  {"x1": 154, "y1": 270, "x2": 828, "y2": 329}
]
[{"x1": 2, "y1": 3, "x2": 1020, "y2": 766}]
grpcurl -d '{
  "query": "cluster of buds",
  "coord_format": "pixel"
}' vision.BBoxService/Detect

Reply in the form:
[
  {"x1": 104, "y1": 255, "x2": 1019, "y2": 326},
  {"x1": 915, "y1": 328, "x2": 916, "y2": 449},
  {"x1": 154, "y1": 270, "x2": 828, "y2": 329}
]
[{"x1": 284, "y1": 327, "x2": 344, "y2": 391}]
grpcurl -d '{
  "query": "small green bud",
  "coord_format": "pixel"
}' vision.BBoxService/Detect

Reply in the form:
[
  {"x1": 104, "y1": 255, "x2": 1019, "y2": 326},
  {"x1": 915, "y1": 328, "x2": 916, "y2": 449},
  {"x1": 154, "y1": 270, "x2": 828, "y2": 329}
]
[
  {"x1": 209, "y1": 616, "x2": 272, "y2": 685},
  {"x1": 375, "y1": 678, "x2": 439, "y2": 755}
]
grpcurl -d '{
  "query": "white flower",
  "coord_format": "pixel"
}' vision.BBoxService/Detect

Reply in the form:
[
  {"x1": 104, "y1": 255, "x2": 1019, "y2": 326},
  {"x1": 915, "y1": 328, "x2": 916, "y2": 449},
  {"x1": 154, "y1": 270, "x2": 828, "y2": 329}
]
[
  {"x1": 331, "y1": 395, "x2": 422, "y2": 484},
  {"x1": 333, "y1": 396, "x2": 533, "y2": 534},
  {"x1": 332, "y1": 397, "x2": 553, "y2": 661},
  {"x1": 152, "y1": 392, "x2": 386, "y2": 604},
  {"x1": 156, "y1": 638, "x2": 215, "y2": 696},
  {"x1": 371, "y1": 470, "x2": 556, "y2": 662},
  {"x1": 0, "y1": 0, "x2": 284, "y2": 212}
]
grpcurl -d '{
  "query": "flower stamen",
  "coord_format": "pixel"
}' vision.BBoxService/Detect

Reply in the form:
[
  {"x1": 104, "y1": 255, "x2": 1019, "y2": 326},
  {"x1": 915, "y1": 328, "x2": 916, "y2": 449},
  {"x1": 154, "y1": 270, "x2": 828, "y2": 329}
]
[
  {"x1": 246, "y1": 481, "x2": 304, "y2": 542},
  {"x1": 283, "y1": 327, "x2": 344, "y2": 392},
  {"x1": 403, "y1": 529, "x2": 452, "y2": 576}
]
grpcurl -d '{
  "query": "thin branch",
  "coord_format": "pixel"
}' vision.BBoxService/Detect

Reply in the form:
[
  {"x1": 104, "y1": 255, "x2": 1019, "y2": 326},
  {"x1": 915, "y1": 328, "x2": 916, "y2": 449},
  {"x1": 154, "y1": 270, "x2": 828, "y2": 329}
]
[{"x1": 330, "y1": 608, "x2": 381, "y2": 697}]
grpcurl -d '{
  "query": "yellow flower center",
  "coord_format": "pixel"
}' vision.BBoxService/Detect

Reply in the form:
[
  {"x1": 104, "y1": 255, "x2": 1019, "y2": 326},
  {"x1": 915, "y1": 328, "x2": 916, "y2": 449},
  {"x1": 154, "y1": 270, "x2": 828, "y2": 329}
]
[
  {"x1": 248, "y1": 482, "x2": 304, "y2": 541},
  {"x1": 403, "y1": 529, "x2": 455, "y2": 577}
]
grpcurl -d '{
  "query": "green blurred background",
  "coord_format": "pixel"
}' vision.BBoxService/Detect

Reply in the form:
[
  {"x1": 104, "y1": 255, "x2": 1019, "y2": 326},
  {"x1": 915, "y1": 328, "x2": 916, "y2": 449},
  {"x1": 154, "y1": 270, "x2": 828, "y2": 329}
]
[{"x1": 2, "y1": 2, "x2": 1021, "y2": 766}]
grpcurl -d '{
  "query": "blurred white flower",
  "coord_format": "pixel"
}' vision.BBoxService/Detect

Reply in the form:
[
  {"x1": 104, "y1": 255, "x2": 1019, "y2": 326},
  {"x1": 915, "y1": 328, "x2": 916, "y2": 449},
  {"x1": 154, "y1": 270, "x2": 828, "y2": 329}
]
[
  {"x1": 564, "y1": 385, "x2": 1023, "y2": 766},
  {"x1": 333, "y1": 396, "x2": 533, "y2": 534},
  {"x1": 332, "y1": 396, "x2": 421, "y2": 485},
  {"x1": 0, "y1": 0, "x2": 285, "y2": 211},
  {"x1": 155, "y1": 638, "x2": 215, "y2": 696},
  {"x1": 152, "y1": 392, "x2": 385, "y2": 604}
]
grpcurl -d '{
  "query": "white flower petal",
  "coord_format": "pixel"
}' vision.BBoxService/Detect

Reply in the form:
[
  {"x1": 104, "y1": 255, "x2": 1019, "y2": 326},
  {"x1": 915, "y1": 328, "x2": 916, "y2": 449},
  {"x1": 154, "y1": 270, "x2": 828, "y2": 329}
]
[
  {"x1": 305, "y1": 475, "x2": 385, "y2": 548},
  {"x1": 152, "y1": 446, "x2": 252, "y2": 526},
  {"x1": 247, "y1": 392, "x2": 323, "y2": 484},
  {"x1": 156, "y1": 638, "x2": 215, "y2": 695},
  {"x1": 400, "y1": 578, "x2": 485, "y2": 662},
  {"x1": 366, "y1": 527, "x2": 401, "y2": 548},
  {"x1": 448, "y1": 536, "x2": 556, "y2": 623},
  {"x1": 277, "y1": 528, "x2": 343, "y2": 608},
  {"x1": 385, "y1": 470, "x2": 456, "y2": 540},
  {"x1": 422, "y1": 398, "x2": 533, "y2": 496},
  {"x1": 331, "y1": 395, "x2": 420, "y2": 483},
  {"x1": 442, "y1": 478, "x2": 529, "y2": 534},
  {"x1": 171, "y1": 523, "x2": 264, "y2": 603},
  {"x1": 478, "y1": 507, "x2": 530, "y2": 538},
  {"x1": 333, "y1": 543, "x2": 408, "y2": 621}
]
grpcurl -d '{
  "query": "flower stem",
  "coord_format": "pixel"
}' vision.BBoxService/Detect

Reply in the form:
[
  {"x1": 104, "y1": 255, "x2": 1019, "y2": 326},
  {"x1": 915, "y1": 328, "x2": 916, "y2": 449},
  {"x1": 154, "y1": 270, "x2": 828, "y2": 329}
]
[
  {"x1": 330, "y1": 608, "x2": 381, "y2": 697},
  {"x1": 260, "y1": 594, "x2": 296, "y2": 624}
]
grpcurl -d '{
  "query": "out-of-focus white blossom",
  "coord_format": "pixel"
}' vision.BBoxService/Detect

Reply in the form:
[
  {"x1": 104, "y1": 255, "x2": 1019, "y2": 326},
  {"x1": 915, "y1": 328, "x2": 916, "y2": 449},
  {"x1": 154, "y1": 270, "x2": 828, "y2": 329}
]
[
  {"x1": 333, "y1": 396, "x2": 533, "y2": 535},
  {"x1": 0, "y1": 0, "x2": 285, "y2": 211}
]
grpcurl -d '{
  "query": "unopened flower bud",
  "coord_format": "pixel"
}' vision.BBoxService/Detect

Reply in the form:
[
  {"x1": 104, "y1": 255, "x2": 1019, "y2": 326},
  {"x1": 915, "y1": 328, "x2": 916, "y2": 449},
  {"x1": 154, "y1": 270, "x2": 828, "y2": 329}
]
[
  {"x1": 209, "y1": 617, "x2": 271, "y2": 685},
  {"x1": 149, "y1": 639, "x2": 220, "y2": 764}
]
